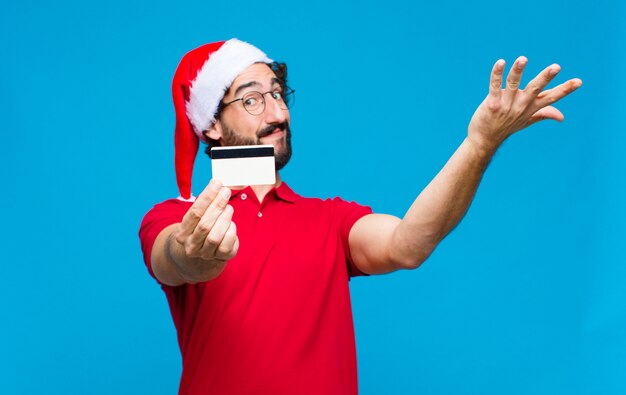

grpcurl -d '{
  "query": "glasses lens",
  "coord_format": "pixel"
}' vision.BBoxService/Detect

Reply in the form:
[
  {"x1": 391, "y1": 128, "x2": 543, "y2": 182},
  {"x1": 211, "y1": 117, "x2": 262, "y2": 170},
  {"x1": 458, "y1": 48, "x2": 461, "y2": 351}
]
[
  {"x1": 283, "y1": 88, "x2": 295, "y2": 109},
  {"x1": 242, "y1": 92, "x2": 264, "y2": 115}
]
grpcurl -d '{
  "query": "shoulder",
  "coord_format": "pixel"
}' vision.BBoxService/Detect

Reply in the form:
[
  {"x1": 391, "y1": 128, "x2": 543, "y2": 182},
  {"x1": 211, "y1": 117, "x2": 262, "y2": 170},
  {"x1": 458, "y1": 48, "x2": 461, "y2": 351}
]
[
  {"x1": 299, "y1": 194, "x2": 370, "y2": 212},
  {"x1": 147, "y1": 197, "x2": 194, "y2": 215},
  {"x1": 292, "y1": 191, "x2": 373, "y2": 223},
  {"x1": 139, "y1": 197, "x2": 193, "y2": 231},
  {"x1": 283, "y1": 183, "x2": 368, "y2": 209}
]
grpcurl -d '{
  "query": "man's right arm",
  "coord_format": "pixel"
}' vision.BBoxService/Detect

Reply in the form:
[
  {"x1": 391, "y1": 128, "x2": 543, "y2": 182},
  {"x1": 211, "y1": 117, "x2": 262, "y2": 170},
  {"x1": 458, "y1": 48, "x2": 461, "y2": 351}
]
[{"x1": 150, "y1": 179, "x2": 239, "y2": 286}]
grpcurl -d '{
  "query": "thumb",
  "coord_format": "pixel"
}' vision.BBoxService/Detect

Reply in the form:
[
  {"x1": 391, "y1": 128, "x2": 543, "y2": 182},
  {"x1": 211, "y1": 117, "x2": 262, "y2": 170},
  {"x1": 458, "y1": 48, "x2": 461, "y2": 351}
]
[{"x1": 528, "y1": 106, "x2": 565, "y2": 126}]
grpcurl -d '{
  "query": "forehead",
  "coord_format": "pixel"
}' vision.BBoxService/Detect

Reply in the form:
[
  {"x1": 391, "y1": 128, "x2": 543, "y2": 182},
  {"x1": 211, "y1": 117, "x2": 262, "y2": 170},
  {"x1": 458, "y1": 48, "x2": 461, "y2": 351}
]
[{"x1": 225, "y1": 63, "x2": 279, "y2": 98}]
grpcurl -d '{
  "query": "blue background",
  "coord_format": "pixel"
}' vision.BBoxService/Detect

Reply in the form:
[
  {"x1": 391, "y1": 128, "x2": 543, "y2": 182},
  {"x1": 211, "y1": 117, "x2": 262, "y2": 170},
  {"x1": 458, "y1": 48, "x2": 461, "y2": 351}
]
[{"x1": 1, "y1": 0, "x2": 624, "y2": 393}]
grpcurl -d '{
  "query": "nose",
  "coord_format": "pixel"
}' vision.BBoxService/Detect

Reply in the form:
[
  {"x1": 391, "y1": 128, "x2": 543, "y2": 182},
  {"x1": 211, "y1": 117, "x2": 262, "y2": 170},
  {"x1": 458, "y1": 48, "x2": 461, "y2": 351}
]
[{"x1": 263, "y1": 93, "x2": 288, "y2": 124}]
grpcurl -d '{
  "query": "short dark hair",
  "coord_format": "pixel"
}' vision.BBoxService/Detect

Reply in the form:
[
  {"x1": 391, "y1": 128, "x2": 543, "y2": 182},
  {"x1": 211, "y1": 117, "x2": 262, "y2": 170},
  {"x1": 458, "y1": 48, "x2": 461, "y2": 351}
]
[{"x1": 203, "y1": 61, "x2": 289, "y2": 157}]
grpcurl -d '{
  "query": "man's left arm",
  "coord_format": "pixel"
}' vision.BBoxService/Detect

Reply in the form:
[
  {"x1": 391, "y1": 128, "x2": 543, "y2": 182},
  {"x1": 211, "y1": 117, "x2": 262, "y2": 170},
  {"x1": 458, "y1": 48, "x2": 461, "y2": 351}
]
[{"x1": 349, "y1": 57, "x2": 582, "y2": 275}]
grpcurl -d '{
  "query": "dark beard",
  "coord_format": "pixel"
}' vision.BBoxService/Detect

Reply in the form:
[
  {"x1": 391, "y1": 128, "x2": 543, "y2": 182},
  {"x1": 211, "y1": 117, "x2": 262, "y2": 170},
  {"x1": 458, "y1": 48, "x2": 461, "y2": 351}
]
[{"x1": 221, "y1": 121, "x2": 292, "y2": 171}]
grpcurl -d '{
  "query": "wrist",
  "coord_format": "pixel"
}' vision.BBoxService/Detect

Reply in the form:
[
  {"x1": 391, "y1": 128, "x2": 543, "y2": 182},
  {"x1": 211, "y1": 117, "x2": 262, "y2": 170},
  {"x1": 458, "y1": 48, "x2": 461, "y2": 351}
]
[
  {"x1": 168, "y1": 233, "x2": 226, "y2": 283},
  {"x1": 464, "y1": 135, "x2": 500, "y2": 162}
]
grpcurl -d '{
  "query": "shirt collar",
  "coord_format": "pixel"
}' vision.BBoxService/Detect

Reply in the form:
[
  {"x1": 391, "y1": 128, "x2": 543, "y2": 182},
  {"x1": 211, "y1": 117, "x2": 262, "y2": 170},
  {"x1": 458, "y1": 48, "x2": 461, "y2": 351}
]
[
  {"x1": 275, "y1": 182, "x2": 299, "y2": 203},
  {"x1": 228, "y1": 182, "x2": 299, "y2": 204}
]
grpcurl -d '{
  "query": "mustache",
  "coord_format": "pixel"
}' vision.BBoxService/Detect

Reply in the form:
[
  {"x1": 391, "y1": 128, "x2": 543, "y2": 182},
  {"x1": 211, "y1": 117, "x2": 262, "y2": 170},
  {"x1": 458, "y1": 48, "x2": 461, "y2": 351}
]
[{"x1": 257, "y1": 122, "x2": 289, "y2": 139}]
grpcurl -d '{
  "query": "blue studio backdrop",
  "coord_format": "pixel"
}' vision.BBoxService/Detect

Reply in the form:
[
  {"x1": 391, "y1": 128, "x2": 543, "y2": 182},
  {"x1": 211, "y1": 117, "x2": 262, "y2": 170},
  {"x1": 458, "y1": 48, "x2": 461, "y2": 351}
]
[{"x1": 1, "y1": 0, "x2": 624, "y2": 394}]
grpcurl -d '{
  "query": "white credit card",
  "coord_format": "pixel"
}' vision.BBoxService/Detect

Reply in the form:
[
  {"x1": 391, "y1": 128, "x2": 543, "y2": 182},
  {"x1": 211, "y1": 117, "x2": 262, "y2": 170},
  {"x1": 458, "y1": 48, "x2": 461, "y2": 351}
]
[{"x1": 211, "y1": 145, "x2": 276, "y2": 187}]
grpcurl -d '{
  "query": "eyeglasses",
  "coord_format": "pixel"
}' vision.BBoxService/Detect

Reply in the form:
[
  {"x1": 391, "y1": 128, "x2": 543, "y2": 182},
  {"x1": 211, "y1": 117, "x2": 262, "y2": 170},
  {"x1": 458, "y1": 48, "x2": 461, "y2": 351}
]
[{"x1": 221, "y1": 87, "x2": 295, "y2": 116}]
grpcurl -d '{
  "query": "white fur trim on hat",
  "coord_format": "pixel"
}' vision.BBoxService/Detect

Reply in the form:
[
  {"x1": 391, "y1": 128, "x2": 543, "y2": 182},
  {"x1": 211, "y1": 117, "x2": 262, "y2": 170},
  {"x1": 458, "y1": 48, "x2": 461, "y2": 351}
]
[{"x1": 186, "y1": 39, "x2": 273, "y2": 139}]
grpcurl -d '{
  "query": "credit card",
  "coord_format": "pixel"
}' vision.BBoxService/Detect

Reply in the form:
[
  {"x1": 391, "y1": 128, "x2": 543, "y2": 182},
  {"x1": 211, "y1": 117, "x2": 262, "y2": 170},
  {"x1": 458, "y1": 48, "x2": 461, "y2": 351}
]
[{"x1": 211, "y1": 145, "x2": 276, "y2": 187}]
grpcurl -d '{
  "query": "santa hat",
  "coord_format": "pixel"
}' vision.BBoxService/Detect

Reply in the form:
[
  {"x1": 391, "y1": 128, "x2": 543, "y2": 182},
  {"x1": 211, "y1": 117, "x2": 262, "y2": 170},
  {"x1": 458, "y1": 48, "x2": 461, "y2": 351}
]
[{"x1": 172, "y1": 39, "x2": 273, "y2": 200}]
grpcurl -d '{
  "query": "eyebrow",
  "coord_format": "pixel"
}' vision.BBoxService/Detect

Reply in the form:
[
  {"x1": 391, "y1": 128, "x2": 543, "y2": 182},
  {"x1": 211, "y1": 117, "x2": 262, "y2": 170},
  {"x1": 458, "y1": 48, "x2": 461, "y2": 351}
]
[
  {"x1": 232, "y1": 78, "x2": 282, "y2": 97},
  {"x1": 233, "y1": 81, "x2": 261, "y2": 97}
]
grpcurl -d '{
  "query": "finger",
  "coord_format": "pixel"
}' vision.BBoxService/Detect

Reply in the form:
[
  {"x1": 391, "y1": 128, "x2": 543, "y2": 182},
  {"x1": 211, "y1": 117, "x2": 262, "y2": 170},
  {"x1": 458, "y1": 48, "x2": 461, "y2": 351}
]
[
  {"x1": 189, "y1": 187, "x2": 232, "y2": 248},
  {"x1": 202, "y1": 204, "x2": 235, "y2": 257},
  {"x1": 528, "y1": 106, "x2": 565, "y2": 126},
  {"x1": 489, "y1": 59, "x2": 506, "y2": 100},
  {"x1": 536, "y1": 78, "x2": 583, "y2": 107},
  {"x1": 232, "y1": 237, "x2": 240, "y2": 257},
  {"x1": 523, "y1": 64, "x2": 561, "y2": 99},
  {"x1": 215, "y1": 222, "x2": 238, "y2": 260},
  {"x1": 504, "y1": 56, "x2": 528, "y2": 101},
  {"x1": 180, "y1": 179, "x2": 223, "y2": 236}
]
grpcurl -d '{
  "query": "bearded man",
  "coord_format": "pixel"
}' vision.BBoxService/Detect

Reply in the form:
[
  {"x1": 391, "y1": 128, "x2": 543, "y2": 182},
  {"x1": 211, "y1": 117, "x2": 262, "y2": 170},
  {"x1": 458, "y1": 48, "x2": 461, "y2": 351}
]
[{"x1": 139, "y1": 39, "x2": 581, "y2": 394}]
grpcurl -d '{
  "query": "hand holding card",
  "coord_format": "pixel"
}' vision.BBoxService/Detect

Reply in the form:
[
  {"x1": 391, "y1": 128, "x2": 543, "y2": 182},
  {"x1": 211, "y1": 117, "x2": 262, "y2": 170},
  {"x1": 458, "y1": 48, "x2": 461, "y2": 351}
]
[{"x1": 211, "y1": 145, "x2": 276, "y2": 187}]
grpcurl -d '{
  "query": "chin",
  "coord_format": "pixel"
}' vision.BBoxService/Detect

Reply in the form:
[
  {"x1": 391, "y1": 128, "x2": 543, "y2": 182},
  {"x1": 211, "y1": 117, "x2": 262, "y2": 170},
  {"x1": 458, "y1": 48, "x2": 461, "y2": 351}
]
[{"x1": 275, "y1": 145, "x2": 292, "y2": 171}]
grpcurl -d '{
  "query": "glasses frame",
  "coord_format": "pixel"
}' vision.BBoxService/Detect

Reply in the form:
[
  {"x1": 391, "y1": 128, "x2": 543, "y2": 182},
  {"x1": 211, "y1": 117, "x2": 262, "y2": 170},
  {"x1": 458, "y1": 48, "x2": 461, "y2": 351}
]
[{"x1": 220, "y1": 87, "x2": 295, "y2": 116}]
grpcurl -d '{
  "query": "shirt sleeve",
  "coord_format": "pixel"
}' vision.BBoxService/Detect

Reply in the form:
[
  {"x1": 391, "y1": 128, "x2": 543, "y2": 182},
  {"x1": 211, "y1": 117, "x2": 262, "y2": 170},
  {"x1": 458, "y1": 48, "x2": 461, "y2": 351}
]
[
  {"x1": 332, "y1": 197, "x2": 373, "y2": 277},
  {"x1": 138, "y1": 199, "x2": 192, "y2": 280}
]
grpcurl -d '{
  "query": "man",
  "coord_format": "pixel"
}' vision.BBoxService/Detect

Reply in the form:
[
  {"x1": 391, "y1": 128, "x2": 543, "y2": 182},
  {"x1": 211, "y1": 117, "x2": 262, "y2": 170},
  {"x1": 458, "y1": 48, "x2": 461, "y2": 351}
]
[{"x1": 139, "y1": 39, "x2": 581, "y2": 394}]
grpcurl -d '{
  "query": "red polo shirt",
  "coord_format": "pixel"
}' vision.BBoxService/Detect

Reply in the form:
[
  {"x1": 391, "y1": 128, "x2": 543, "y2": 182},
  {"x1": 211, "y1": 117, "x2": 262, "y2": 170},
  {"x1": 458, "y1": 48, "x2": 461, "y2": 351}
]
[{"x1": 139, "y1": 183, "x2": 372, "y2": 394}]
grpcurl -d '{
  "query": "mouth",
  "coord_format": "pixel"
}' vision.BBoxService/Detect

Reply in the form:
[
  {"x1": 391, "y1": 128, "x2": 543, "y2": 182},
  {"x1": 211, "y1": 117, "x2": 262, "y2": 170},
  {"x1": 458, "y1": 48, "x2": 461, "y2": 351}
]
[
  {"x1": 260, "y1": 129, "x2": 285, "y2": 141},
  {"x1": 257, "y1": 122, "x2": 289, "y2": 140}
]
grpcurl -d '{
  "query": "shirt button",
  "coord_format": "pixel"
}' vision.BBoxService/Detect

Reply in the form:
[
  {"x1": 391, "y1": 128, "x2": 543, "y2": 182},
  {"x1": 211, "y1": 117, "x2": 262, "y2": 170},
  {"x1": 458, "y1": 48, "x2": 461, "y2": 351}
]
[
  {"x1": 241, "y1": 193, "x2": 247, "y2": 201},
  {"x1": 257, "y1": 211, "x2": 263, "y2": 218}
]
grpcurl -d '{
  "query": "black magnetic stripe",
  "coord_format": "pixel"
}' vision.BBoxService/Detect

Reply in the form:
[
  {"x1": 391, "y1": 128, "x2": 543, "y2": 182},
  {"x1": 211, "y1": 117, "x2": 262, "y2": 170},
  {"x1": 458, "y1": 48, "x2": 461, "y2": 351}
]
[{"x1": 211, "y1": 146, "x2": 275, "y2": 159}]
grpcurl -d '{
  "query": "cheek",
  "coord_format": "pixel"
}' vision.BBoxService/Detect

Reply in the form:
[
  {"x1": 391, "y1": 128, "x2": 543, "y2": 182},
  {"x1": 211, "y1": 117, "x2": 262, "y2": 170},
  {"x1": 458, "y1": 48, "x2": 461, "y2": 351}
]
[
  {"x1": 245, "y1": 116, "x2": 264, "y2": 131},
  {"x1": 233, "y1": 119, "x2": 259, "y2": 137}
]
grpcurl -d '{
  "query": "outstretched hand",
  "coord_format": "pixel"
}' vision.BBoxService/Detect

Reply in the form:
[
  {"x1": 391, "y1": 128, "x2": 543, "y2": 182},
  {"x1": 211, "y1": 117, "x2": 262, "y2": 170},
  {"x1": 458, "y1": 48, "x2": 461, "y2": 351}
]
[
  {"x1": 176, "y1": 179, "x2": 239, "y2": 264},
  {"x1": 468, "y1": 56, "x2": 582, "y2": 154}
]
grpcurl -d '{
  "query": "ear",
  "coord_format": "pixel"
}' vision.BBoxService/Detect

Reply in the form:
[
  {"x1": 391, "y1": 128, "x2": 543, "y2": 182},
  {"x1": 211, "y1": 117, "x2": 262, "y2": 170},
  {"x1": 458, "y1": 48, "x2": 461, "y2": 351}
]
[{"x1": 204, "y1": 121, "x2": 223, "y2": 142}]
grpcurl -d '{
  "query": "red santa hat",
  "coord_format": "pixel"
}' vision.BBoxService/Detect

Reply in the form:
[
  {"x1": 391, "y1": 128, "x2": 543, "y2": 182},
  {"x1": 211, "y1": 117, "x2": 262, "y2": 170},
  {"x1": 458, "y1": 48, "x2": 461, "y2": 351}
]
[{"x1": 172, "y1": 39, "x2": 273, "y2": 200}]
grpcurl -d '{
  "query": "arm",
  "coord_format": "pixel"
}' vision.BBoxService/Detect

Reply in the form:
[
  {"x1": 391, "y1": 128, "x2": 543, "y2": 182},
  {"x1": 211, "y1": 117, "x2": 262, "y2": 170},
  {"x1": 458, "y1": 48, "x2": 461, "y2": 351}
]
[
  {"x1": 350, "y1": 57, "x2": 582, "y2": 274},
  {"x1": 150, "y1": 179, "x2": 239, "y2": 286}
]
